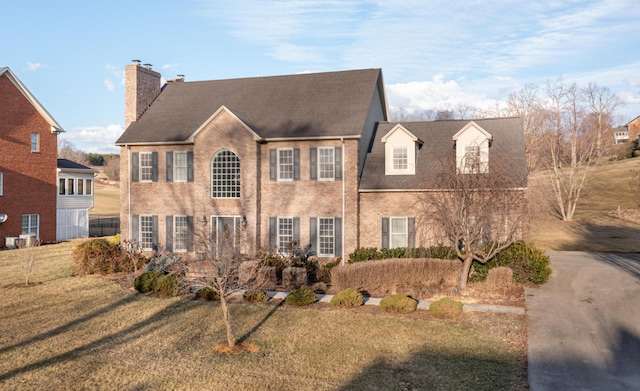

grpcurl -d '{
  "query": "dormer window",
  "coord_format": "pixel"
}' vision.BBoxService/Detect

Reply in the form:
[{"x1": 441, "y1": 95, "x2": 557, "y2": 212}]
[
  {"x1": 382, "y1": 124, "x2": 421, "y2": 176},
  {"x1": 453, "y1": 121, "x2": 492, "y2": 174}
]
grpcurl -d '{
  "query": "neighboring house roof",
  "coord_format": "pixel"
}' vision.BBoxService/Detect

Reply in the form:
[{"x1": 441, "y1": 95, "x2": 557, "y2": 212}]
[
  {"x1": 0, "y1": 67, "x2": 64, "y2": 133},
  {"x1": 57, "y1": 159, "x2": 99, "y2": 174},
  {"x1": 359, "y1": 117, "x2": 527, "y2": 191},
  {"x1": 115, "y1": 68, "x2": 386, "y2": 145}
]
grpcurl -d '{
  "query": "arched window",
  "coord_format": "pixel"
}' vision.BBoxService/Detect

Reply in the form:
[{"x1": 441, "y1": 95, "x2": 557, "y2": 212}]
[{"x1": 211, "y1": 150, "x2": 240, "y2": 198}]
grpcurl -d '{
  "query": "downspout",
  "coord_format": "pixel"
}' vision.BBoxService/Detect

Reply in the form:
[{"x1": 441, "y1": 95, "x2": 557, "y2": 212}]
[
  {"x1": 341, "y1": 137, "x2": 345, "y2": 265},
  {"x1": 127, "y1": 145, "x2": 131, "y2": 243}
]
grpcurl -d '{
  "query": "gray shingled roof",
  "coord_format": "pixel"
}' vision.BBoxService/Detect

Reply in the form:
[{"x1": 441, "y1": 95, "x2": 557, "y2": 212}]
[
  {"x1": 116, "y1": 69, "x2": 384, "y2": 145},
  {"x1": 57, "y1": 158, "x2": 99, "y2": 173},
  {"x1": 359, "y1": 118, "x2": 527, "y2": 190}
]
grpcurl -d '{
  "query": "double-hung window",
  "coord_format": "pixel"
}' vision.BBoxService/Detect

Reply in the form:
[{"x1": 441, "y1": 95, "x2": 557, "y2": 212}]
[
  {"x1": 278, "y1": 217, "x2": 294, "y2": 253},
  {"x1": 140, "y1": 215, "x2": 154, "y2": 250},
  {"x1": 278, "y1": 149, "x2": 294, "y2": 181},
  {"x1": 59, "y1": 178, "x2": 66, "y2": 195},
  {"x1": 318, "y1": 147, "x2": 335, "y2": 180},
  {"x1": 173, "y1": 215, "x2": 189, "y2": 252},
  {"x1": 173, "y1": 151, "x2": 188, "y2": 182},
  {"x1": 390, "y1": 217, "x2": 408, "y2": 248},
  {"x1": 318, "y1": 217, "x2": 335, "y2": 257},
  {"x1": 30, "y1": 133, "x2": 39, "y2": 152},
  {"x1": 21, "y1": 214, "x2": 39, "y2": 237},
  {"x1": 78, "y1": 179, "x2": 84, "y2": 195},
  {"x1": 463, "y1": 145, "x2": 481, "y2": 173},
  {"x1": 86, "y1": 179, "x2": 92, "y2": 195},
  {"x1": 139, "y1": 152, "x2": 153, "y2": 182},
  {"x1": 68, "y1": 178, "x2": 75, "y2": 195},
  {"x1": 392, "y1": 146, "x2": 408, "y2": 171}
]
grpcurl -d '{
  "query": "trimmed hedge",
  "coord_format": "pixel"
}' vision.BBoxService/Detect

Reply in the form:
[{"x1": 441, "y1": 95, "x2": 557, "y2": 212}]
[
  {"x1": 348, "y1": 245, "x2": 457, "y2": 264},
  {"x1": 330, "y1": 288, "x2": 364, "y2": 308},
  {"x1": 380, "y1": 294, "x2": 417, "y2": 314},
  {"x1": 429, "y1": 298, "x2": 463, "y2": 319},
  {"x1": 285, "y1": 287, "x2": 317, "y2": 306},
  {"x1": 73, "y1": 238, "x2": 145, "y2": 276}
]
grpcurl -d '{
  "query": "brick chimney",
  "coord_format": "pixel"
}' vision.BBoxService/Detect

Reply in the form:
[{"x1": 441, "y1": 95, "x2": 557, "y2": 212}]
[{"x1": 124, "y1": 60, "x2": 161, "y2": 129}]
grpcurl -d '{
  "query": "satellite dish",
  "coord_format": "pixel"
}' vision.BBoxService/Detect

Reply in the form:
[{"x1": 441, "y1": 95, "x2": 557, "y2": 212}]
[{"x1": 0, "y1": 214, "x2": 7, "y2": 224}]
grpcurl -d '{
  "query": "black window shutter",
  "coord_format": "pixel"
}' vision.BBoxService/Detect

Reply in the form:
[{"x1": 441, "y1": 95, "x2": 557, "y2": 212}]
[
  {"x1": 166, "y1": 152, "x2": 173, "y2": 182},
  {"x1": 152, "y1": 215, "x2": 159, "y2": 250},
  {"x1": 151, "y1": 152, "x2": 158, "y2": 182},
  {"x1": 335, "y1": 217, "x2": 342, "y2": 258},
  {"x1": 269, "y1": 149, "x2": 277, "y2": 181},
  {"x1": 309, "y1": 217, "x2": 317, "y2": 253},
  {"x1": 187, "y1": 152, "x2": 194, "y2": 182},
  {"x1": 132, "y1": 214, "x2": 139, "y2": 245},
  {"x1": 293, "y1": 149, "x2": 300, "y2": 180},
  {"x1": 310, "y1": 148, "x2": 317, "y2": 180},
  {"x1": 269, "y1": 217, "x2": 277, "y2": 248},
  {"x1": 293, "y1": 217, "x2": 300, "y2": 241},
  {"x1": 131, "y1": 152, "x2": 139, "y2": 182},
  {"x1": 335, "y1": 147, "x2": 342, "y2": 180},
  {"x1": 187, "y1": 216, "x2": 194, "y2": 252},
  {"x1": 408, "y1": 217, "x2": 416, "y2": 248},
  {"x1": 166, "y1": 215, "x2": 173, "y2": 251},
  {"x1": 381, "y1": 217, "x2": 389, "y2": 249}
]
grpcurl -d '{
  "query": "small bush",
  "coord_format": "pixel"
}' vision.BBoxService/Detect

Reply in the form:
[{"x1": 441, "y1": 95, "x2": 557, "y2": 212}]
[
  {"x1": 429, "y1": 298, "x2": 463, "y2": 319},
  {"x1": 134, "y1": 271, "x2": 163, "y2": 293},
  {"x1": 243, "y1": 290, "x2": 270, "y2": 303},
  {"x1": 155, "y1": 273, "x2": 185, "y2": 297},
  {"x1": 330, "y1": 288, "x2": 364, "y2": 307},
  {"x1": 469, "y1": 241, "x2": 551, "y2": 284},
  {"x1": 285, "y1": 287, "x2": 317, "y2": 306},
  {"x1": 194, "y1": 287, "x2": 220, "y2": 301},
  {"x1": 315, "y1": 259, "x2": 340, "y2": 284},
  {"x1": 73, "y1": 238, "x2": 145, "y2": 276},
  {"x1": 380, "y1": 294, "x2": 417, "y2": 314}
]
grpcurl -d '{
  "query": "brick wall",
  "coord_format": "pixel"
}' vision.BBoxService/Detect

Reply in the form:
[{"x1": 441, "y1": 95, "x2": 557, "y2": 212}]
[{"x1": 0, "y1": 75, "x2": 58, "y2": 246}]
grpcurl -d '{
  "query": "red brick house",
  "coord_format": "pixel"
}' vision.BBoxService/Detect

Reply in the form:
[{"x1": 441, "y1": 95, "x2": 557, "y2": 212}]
[
  {"x1": 0, "y1": 67, "x2": 63, "y2": 247},
  {"x1": 116, "y1": 62, "x2": 526, "y2": 260}
]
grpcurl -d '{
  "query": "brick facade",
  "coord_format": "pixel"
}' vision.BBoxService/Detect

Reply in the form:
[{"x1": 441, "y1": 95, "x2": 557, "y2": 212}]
[{"x1": 0, "y1": 71, "x2": 59, "y2": 246}]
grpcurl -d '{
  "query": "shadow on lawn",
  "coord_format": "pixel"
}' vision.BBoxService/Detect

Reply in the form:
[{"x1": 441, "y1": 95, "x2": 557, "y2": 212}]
[{"x1": 0, "y1": 297, "x2": 196, "y2": 382}]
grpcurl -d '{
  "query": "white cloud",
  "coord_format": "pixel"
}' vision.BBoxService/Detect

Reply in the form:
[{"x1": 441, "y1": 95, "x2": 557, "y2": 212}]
[
  {"x1": 61, "y1": 124, "x2": 123, "y2": 153},
  {"x1": 104, "y1": 79, "x2": 115, "y2": 92},
  {"x1": 105, "y1": 64, "x2": 125, "y2": 86},
  {"x1": 26, "y1": 62, "x2": 44, "y2": 71}
]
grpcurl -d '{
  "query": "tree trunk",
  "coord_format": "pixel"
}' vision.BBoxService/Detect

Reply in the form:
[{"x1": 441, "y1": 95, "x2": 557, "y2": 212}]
[
  {"x1": 459, "y1": 256, "x2": 474, "y2": 290},
  {"x1": 219, "y1": 295, "x2": 236, "y2": 347}
]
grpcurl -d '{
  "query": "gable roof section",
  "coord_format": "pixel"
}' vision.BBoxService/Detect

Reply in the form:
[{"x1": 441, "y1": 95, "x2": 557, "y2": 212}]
[
  {"x1": 359, "y1": 117, "x2": 527, "y2": 191},
  {"x1": 381, "y1": 124, "x2": 422, "y2": 144},
  {"x1": 116, "y1": 68, "x2": 385, "y2": 145},
  {"x1": 0, "y1": 67, "x2": 64, "y2": 133},
  {"x1": 452, "y1": 121, "x2": 493, "y2": 141}
]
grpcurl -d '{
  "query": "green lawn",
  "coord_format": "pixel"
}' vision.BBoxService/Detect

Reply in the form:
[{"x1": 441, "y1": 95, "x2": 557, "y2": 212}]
[{"x1": 0, "y1": 242, "x2": 527, "y2": 390}]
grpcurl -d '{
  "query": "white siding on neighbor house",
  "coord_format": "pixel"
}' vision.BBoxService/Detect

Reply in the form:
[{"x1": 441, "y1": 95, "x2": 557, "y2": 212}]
[
  {"x1": 57, "y1": 208, "x2": 89, "y2": 241},
  {"x1": 57, "y1": 173, "x2": 95, "y2": 209}
]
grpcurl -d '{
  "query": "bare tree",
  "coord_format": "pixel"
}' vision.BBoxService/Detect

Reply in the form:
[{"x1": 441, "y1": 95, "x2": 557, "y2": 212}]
[
  {"x1": 584, "y1": 82, "x2": 622, "y2": 160},
  {"x1": 417, "y1": 156, "x2": 526, "y2": 290},
  {"x1": 18, "y1": 239, "x2": 41, "y2": 286},
  {"x1": 103, "y1": 155, "x2": 120, "y2": 181},
  {"x1": 180, "y1": 221, "x2": 264, "y2": 351},
  {"x1": 58, "y1": 139, "x2": 89, "y2": 165},
  {"x1": 506, "y1": 84, "x2": 546, "y2": 173}
]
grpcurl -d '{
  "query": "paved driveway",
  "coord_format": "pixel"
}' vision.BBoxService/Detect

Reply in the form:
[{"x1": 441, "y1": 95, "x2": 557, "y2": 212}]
[{"x1": 527, "y1": 251, "x2": 640, "y2": 390}]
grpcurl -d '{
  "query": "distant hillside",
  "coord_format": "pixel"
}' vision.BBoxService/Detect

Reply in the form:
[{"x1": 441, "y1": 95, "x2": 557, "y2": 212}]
[{"x1": 528, "y1": 158, "x2": 640, "y2": 252}]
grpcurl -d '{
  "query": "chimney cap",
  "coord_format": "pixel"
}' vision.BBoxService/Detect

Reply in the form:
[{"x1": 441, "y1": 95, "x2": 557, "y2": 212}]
[
  {"x1": 132, "y1": 59, "x2": 141, "y2": 64},
  {"x1": 143, "y1": 63, "x2": 153, "y2": 69}
]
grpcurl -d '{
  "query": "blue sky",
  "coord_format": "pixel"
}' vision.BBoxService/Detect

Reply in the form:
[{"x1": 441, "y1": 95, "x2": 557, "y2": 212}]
[{"x1": 4, "y1": 0, "x2": 640, "y2": 153}]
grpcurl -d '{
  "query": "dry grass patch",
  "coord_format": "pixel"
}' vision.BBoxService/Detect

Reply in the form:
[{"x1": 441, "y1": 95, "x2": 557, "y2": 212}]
[{"x1": 0, "y1": 242, "x2": 527, "y2": 390}]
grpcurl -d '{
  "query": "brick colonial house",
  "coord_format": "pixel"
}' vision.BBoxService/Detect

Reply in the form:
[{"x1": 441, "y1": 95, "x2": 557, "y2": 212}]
[
  {"x1": 116, "y1": 62, "x2": 526, "y2": 260},
  {"x1": 0, "y1": 67, "x2": 63, "y2": 247}
]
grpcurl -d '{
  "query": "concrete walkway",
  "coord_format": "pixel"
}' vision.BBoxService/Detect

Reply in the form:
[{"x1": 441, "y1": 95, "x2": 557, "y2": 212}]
[
  {"x1": 267, "y1": 290, "x2": 525, "y2": 314},
  {"x1": 526, "y1": 251, "x2": 640, "y2": 390}
]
